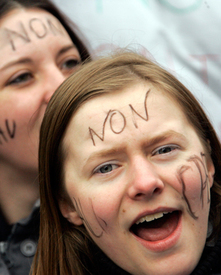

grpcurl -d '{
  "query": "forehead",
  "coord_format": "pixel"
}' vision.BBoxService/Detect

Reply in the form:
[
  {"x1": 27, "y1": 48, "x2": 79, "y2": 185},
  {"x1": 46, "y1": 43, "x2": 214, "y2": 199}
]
[
  {"x1": 63, "y1": 83, "x2": 192, "y2": 151},
  {"x1": 0, "y1": 8, "x2": 67, "y2": 52}
]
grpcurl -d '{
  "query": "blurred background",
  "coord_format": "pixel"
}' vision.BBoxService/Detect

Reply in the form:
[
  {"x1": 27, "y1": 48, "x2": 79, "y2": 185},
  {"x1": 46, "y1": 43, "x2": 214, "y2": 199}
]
[{"x1": 53, "y1": 0, "x2": 221, "y2": 139}]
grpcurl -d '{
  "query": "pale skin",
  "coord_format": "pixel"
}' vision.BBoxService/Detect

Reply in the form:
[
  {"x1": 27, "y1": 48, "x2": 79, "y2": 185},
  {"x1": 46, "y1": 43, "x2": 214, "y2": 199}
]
[
  {"x1": 0, "y1": 8, "x2": 81, "y2": 224},
  {"x1": 61, "y1": 83, "x2": 215, "y2": 275}
]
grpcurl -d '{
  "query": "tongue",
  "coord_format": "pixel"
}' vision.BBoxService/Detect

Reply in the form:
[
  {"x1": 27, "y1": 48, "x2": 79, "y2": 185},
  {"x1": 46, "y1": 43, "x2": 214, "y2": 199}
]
[{"x1": 134, "y1": 212, "x2": 179, "y2": 242}]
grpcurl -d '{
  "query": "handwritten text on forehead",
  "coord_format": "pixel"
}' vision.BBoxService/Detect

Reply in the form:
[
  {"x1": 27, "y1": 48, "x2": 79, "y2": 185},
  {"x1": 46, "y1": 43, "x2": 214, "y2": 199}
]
[
  {"x1": 4, "y1": 17, "x2": 65, "y2": 51},
  {"x1": 89, "y1": 90, "x2": 150, "y2": 146}
]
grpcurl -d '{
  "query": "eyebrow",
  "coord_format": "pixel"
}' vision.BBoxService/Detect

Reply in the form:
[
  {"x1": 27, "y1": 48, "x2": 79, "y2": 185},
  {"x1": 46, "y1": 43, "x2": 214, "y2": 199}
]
[
  {"x1": 82, "y1": 147, "x2": 126, "y2": 172},
  {"x1": 0, "y1": 58, "x2": 33, "y2": 71},
  {"x1": 56, "y1": 44, "x2": 79, "y2": 59},
  {"x1": 143, "y1": 130, "x2": 188, "y2": 149},
  {"x1": 83, "y1": 130, "x2": 188, "y2": 168},
  {"x1": 87, "y1": 147, "x2": 126, "y2": 162}
]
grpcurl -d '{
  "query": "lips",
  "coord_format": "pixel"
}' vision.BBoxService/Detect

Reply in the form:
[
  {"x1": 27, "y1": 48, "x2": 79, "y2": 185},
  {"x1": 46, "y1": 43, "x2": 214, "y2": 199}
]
[{"x1": 130, "y1": 210, "x2": 181, "y2": 243}]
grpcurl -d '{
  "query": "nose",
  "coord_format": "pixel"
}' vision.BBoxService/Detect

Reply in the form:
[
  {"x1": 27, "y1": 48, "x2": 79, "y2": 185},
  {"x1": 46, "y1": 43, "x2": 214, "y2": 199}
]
[
  {"x1": 43, "y1": 68, "x2": 66, "y2": 104},
  {"x1": 127, "y1": 157, "x2": 164, "y2": 201}
]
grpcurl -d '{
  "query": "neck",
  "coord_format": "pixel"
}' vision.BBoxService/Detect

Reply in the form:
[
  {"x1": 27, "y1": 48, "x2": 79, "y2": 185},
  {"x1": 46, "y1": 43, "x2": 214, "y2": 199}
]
[{"x1": 0, "y1": 164, "x2": 39, "y2": 224}]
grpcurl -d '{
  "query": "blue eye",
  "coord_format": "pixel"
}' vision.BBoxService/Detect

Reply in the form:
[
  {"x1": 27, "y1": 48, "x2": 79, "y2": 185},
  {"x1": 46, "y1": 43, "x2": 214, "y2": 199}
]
[
  {"x1": 153, "y1": 145, "x2": 178, "y2": 156},
  {"x1": 94, "y1": 163, "x2": 119, "y2": 174},
  {"x1": 7, "y1": 72, "x2": 33, "y2": 86},
  {"x1": 99, "y1": 164, "x2": 114, "y2": 173}
]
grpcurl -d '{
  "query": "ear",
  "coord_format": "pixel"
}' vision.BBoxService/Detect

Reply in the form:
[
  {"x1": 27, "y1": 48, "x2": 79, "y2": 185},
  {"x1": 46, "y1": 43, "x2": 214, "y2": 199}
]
[
  {"x1": 207, "y1": 157, "x2": 215, "y2": 188},
  {"x1": 59, "y1": 200, "x2": 83, "y2": 226}
]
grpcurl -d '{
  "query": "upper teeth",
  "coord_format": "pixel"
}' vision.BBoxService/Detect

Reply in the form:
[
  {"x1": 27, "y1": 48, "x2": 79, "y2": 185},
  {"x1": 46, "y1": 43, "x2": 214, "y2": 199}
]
[{"x1": 135, "y1": 212, "x2": 170, "y2": 225}]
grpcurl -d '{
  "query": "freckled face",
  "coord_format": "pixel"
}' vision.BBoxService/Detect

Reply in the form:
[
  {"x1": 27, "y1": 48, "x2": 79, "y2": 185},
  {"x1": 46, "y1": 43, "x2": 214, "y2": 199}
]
[
  {"x1": 62, "y1": 83, "x2": 214, "y2": 275},
  {"x1": 0, "y1": 8, "x2": 81, "y2": 175}
]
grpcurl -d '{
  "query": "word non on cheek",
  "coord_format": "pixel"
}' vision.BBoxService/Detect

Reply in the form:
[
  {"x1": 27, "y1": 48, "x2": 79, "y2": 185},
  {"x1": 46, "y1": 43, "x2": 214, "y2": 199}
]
[
  {"x1": 0, "y1": 119, "x2": 16, "y2": 145},
  {"x1": 4, "y1": 17, "x2": 65, "y2": 51},
  {"x1": 89, "y1": 90, "x2": 150, "y2": 146}
]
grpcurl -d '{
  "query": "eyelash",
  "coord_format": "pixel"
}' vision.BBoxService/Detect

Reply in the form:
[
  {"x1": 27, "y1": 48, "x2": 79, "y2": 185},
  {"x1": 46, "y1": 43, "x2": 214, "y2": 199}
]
[
  {"x1": 6, "y1": 72, "x2": 33, "y2": 86},
  {"x1": 93, "y1": 162, "x2": 119, "y2": 174},
  {"x1": 6, "y1": 58, "x2": 80, "y2": 87},
  {"x1": 152, "y1": 144, "x2": 179, "y2": 156},
  {"x1": 60, "y1": 57, "x2": 81, "y2": 72},
  {"x1": 92, "y1": 145, "x2": 179, "y2": 175}
]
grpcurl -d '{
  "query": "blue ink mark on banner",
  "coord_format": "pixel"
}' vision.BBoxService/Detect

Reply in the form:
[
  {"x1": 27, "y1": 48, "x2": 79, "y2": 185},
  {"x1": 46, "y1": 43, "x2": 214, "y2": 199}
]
[{"x1": 158, "y1": 0, "x2": 203, "y2": 14}]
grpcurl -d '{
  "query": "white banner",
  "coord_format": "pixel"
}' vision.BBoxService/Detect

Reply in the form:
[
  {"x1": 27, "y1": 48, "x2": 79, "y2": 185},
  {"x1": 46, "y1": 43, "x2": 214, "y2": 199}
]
[{"x1": 53, "y1": 0, "x2": 221, "y2": 139}]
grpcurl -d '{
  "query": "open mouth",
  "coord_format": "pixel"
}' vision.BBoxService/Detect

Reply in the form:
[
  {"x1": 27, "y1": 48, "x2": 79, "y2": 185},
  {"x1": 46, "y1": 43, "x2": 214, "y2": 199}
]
[{"x1": 130, "y1": 211, "x2": 181, "y2": 242}]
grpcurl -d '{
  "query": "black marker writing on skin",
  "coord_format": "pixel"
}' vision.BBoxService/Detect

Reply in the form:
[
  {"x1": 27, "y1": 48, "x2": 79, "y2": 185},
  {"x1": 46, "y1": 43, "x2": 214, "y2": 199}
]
[
  {"x1": 73, "y1": 197, "x2": 107, "y2": 238},
  {"x1": 5, "y1": 22, "x2": 31, "y2": 51},
  {"x1": 0, "y1": 119, "x2": 16, "y2": 145},
  {"x1": 129, "y1": 90, "x2": 149, "y2": 128},
  {"x1": 29, "y1": 18, "x2": 47, "y2": 39},
  {"x1": 177, "y1": 152, "x2": 209, "y2": 220},
  {"x1": 90, "y1": 198, "x2": 108, "y2": 233},
  {"x1": 89, "y1": 89, "x2": 150, "y2": 146},
  {"x1": 188, "y1": 153, "x2": 210, "y2": 206},
  {"x1": 4, "y1": 18, "x2": 64, "y2": 51}
]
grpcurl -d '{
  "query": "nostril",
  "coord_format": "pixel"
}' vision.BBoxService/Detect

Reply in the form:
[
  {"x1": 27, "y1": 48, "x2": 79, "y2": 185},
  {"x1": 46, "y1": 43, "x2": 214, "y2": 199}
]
[
  {"x1": 135, "y1": 187, "x2": 161, "y2": 198},
  {"x1": 129, "y1": 176, "x2": 164, "y2": 200},
  {"x1": 135, "y1": 193, "x2": 143, "y2": 198},
  {"x1": 153, "y1": 187, "x2": 162, "y2": 195}
]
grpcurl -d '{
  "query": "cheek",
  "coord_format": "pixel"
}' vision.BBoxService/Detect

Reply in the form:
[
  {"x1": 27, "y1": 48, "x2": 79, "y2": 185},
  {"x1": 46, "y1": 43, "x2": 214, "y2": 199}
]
[
  {"x1": 77, "y1": 185, "x2": 123, "y2": 234},
  {"x1": 182, "y1": 172, "x2": 202, "y2": 200},
  {"x1": 89, "y1": 190, "x2": 121, "y2": 224},
  {"x1": 178, "y1": 161, "x2": 210, "y2": 213}
]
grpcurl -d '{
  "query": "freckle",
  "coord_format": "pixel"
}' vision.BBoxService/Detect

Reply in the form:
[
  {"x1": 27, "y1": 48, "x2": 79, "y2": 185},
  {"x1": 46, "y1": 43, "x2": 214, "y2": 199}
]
[{"x1": 122, "y1": 209, "x2": 126, "y2": 213}]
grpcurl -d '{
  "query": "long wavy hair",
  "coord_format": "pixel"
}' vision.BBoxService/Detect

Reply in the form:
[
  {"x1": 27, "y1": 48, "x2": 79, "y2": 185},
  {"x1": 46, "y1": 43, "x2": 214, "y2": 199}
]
[
  {"x1": 0, "y1": 0, "x2": 91, "y2": 62},
  {"x1": 32, "y1": 51, "x2": 221, "y2": 275}
]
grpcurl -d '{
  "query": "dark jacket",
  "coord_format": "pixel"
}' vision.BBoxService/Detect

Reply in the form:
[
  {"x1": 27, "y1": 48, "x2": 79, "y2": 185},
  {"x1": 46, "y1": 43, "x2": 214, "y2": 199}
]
[
  {"x1": 0, "y1": 201, "x2": 39, "y2": 275},
  {"x1": 90, "y1": 234, "x2": 221, "y2": 275}
]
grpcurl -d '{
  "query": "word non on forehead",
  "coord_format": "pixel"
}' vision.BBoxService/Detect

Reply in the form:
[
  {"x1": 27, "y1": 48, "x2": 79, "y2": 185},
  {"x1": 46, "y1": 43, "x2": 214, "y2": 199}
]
[
  {"x1": 4, "y1": 17, "x2": 65, "y2": 51},
  {"x1": 89, "y1": 90, "x2": 150, "y2": 146},
  {"x1": 0, "y1": 119, "x2": 16, "y2": 145}
]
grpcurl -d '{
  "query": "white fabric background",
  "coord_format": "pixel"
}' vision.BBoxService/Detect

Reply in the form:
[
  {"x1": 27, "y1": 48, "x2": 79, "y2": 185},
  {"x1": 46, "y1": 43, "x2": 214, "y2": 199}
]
[{"x1": 53, "y1": 0, "x2": 221, "y2": 139}]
